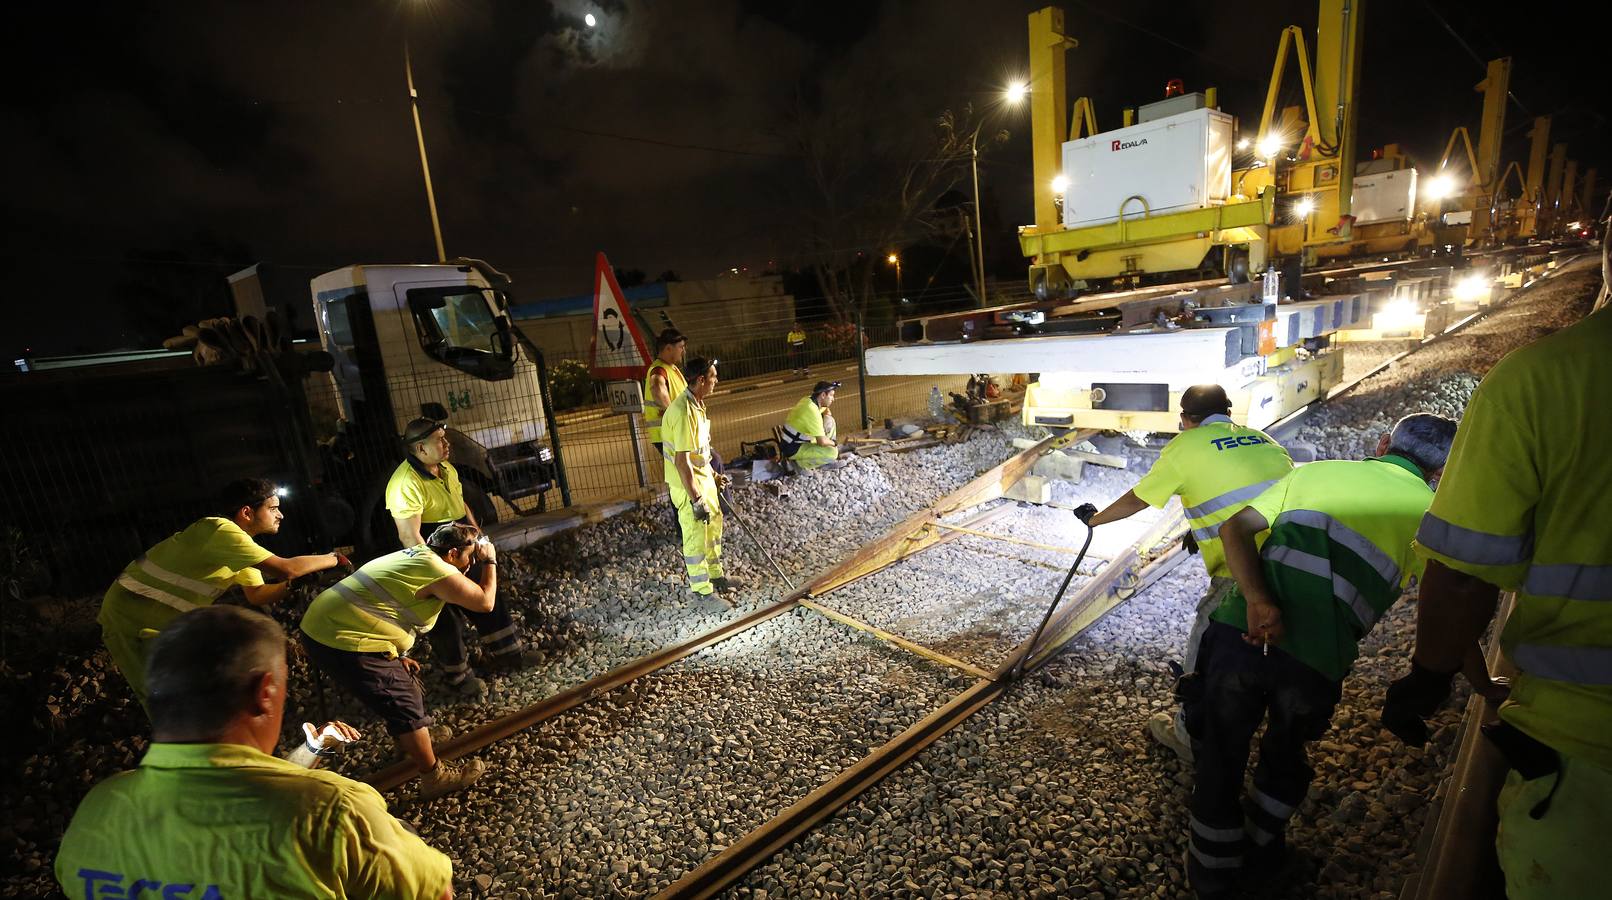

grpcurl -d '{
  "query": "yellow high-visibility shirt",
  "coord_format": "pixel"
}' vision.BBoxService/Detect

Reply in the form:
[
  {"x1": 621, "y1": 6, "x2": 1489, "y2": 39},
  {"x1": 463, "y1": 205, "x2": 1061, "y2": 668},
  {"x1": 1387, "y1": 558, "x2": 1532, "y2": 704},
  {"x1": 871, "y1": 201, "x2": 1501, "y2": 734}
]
[
  {"x1": 384, "y1": 459, "x2": 467, "y2": 525},
  {"x1": 662, "y1": 388, "x2": 715, "y2": 503},
  {"x1": 1131, "y1": 414, "x2": 1295, "y2": 578},
  {"x1": 1415, "y1": 306, "x2": 1612, "y2": 769},
  {"x1": 99, "y1": 517, "x2": 272, "y2": 636},
  {"x1": 56, "y1": 742, "x2": 452, "y2": 900},
  {"x1": 787, "y1": 329, "x2": 807, "y2": 347},
  {"x1": 300, "y1": 546, "x2": 459, "y2": 656},
  {"x1": 643, "y1": 359, "x2": 688, "y2": 447},
  {"x1": 782, "y1": 395, "x2": 828, "y2": 446}
]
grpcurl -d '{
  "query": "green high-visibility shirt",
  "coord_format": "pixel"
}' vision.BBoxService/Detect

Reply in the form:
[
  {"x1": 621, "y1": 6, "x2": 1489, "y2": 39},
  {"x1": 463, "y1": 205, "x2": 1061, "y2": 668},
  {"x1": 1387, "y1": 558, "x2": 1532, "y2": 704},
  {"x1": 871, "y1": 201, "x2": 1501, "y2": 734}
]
[
  {"x1": 56, "y1": 742, "x2": 452, "y2": 900},
  {"x1": 1132, "y1": 414, "x2": 1294, "y2": 578},
  {"x1": 99, "y1": 517, "x2": 272, "y2": 636},
  {"x1": 782, "y1": 395, "x2": 832, "y2": 446},
  {"x1": 300, "y1": 546, "x2": 459, "y2": 656},
  {"x1": 384, "y1": 458, "x2": 467, "y2": 525},
  {"x1": 662, "y1": 388, "x2": 715, "y2": 503},
  {"x1": 1415, "y1": 306, "x2": 1612, "y2": 769},
  {"x1": 1212, "y1": 455, "x2": 1432, "y2": 682}
]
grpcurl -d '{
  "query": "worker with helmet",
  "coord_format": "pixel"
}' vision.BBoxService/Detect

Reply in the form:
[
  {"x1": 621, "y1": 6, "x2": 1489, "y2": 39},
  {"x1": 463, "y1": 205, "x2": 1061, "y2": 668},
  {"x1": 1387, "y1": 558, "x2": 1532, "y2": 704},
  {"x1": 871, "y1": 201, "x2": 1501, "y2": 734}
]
[
  {"x1": 662, "y1": 356, "x2": 739, "y2": 598},
  {"x1": 781, "y1": 381, "x2": 847, "y2": 470},
  {"x1": 300, "y1": 522, "x2": 496, "y2": 801},
  {"x1": 98, "y1": 477, "x2": 348, "y2": 714},
  {"x1": 386, "y1": 417, "x2": 540, "y2": 696},
  {"x1": 1185, "y1": 413, "x2": 1459, "y2": 898},
  {"x1": 1077, "y1": 385, "x2": 1294, "y2": 760},
  {"x1": 1382, "y1": 301, "x2": 1612, "y2": 900},
  {"x1": 643, "y1": 328, "x2": 689, "y2": 471},
  {"x1": 58, "y1": 605, "x2": 452, "y2": 899}
]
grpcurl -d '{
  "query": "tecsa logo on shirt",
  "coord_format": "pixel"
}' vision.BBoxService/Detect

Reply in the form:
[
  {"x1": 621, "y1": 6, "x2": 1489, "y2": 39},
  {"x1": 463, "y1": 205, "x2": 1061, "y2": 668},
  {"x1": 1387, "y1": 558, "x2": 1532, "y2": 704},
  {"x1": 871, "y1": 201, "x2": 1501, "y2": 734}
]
[
  {"x1": 74, "y1": 869, "x2": 222, "y2": 899},
  {"x1": 1209, "y1": 435, "x2": 1271, "y2": 451}
]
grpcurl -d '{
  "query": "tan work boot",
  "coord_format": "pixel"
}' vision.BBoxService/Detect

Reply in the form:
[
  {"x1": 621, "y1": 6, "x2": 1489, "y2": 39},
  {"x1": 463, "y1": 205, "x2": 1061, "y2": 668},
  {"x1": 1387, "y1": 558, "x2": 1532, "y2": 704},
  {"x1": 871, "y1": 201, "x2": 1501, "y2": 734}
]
[
  {"x1": 1147, "y1": 711, "x2": 1194, "y2": 762},
  {"x1": 416, "y1": 758, "x2": 487, "y2": 802},
  {"x1": 427, "y1": 724, "x2": 454, "y2": 745},
  {"x1": 449, "y1": 674, "x2": 488, "y2": 697}
]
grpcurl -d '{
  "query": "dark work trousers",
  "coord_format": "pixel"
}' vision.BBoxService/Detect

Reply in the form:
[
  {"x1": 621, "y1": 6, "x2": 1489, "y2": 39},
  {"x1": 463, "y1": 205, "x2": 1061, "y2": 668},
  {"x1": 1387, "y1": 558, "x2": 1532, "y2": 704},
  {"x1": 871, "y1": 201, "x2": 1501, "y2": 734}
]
[
  {"x1": 1182, "y1": 622, "x2": 1342, "y2": 898},
  {"x1": 419, "y1": 520, "x2": 523, "y2": 683}
]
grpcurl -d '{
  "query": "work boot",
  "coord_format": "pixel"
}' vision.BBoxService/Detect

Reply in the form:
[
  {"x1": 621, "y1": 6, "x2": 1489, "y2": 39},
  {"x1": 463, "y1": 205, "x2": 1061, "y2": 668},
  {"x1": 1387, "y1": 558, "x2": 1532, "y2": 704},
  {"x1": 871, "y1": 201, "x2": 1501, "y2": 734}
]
[
  {"x1": 1148, "y1": 710, "x2": 1194, "y2": 762},
  {"x1": 484, "y1": 646, "x2": 543, "y2": 674},
  {"x1": 448, "y1": 674, "x2": 488, "y2": 698},
  {"x1": 416, "y1": 758, "x2": 487, "y2": 802},
  {"x1": 427, "y1": 724, "x2": 454, "y2": 746},
  {"x1": 711, "y1": 576, "x2": 745, "y2": 593}
]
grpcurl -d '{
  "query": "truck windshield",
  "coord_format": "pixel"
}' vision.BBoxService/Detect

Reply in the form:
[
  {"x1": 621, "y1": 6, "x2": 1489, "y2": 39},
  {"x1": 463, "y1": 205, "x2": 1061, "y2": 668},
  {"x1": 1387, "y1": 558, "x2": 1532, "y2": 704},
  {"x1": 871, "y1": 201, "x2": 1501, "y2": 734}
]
[{"x1": 407, "y1": 287, "x2": 515, "y2": 380}]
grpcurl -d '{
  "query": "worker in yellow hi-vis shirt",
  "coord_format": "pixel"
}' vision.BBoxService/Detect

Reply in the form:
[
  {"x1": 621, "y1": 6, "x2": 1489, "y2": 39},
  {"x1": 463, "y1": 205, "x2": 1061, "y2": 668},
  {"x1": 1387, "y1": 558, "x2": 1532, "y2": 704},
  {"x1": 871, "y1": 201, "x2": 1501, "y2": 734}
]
[
  {"x1": 99, "y1": 478, "x2": 347, "y2": 713},
  {"x1": 643, "y1": 328, "x2": 689, "y2": 471},
  {"x1": 1383, "y1": 302, "x2": 1612, "y2": 900},
  {"x1": 662, "y1": 356, "x2": 740, "y2": 599},
  {"x1": 786, "y1": 321, "x2": 808, "y2": 376},
  {"x1": 1080, "y1": 385, "x2": 1294, "y2": 760},
  {"x1": 58, "y1": 605, "x2": 452, "y2": 900},
  {"x1": 781, "y1": 381, "x2": 847, "y2": 470}
]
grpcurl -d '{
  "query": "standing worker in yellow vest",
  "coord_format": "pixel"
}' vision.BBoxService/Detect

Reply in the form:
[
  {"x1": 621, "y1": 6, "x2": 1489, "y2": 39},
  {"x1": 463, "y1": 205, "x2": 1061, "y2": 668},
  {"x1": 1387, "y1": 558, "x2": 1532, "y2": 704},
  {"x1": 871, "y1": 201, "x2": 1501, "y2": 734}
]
[
  {"x1": 99, "y1": 478, "x2": 347, "y2": 714},
  {"x1": 386, "y1": 417, "x2": 539, "y2": 696},
  {"x1": 781, "y1": 381, "x2": 847, "y2": 470},
  {"x1": 643, "y1": 328, "x2": 689, "y2": 470},
  {"x1": 1382, "y1": 303, "x2": 1612, "y2": 900},
  {"x1": 57, "y1": 605, "x2": 452, "y2": 899},
  {"x1": 1184, "y1": 414, "x2": 1460, "y2": 898},
  {"x1": 1079, "y1": 385, "x2": 1294, "y2": 760},
  {"x1": 663, "y1": 357, "x2": 740, "y2": 598},
  {"x1": 300, "y1": 523, "x2": 497, "y2": 800},
  {"x1": 786, "y1": 321, "x2": 808, "y2": 377}
]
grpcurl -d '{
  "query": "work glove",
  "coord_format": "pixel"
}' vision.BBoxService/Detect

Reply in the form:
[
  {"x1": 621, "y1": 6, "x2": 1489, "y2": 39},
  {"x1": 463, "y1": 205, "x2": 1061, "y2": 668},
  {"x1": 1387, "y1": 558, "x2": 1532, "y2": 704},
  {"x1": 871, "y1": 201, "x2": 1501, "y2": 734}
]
[
  {"x1": 1072, "y1": 503, "x2": 1098, "y2": 525},
  {"x1": 1382, "y1": 660, "x2": 1457, "y2": 747},
  {"x1": 1182, "y1": 531, "x2": 1200, "y2": 556},
  {"x1": 692, "y1": 498, "x2": 712, "y2": 522},
  {"x1": 715, "y1": 473, "x2": 732, "y2": 490}
]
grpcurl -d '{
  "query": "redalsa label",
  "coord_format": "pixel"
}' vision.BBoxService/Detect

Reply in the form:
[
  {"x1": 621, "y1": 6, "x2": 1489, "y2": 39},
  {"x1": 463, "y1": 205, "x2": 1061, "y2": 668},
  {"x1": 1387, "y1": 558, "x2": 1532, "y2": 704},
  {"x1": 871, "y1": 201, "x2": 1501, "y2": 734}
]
[{"x1": 1111, "y1": 138, "x2": 1148, "y2": 151}]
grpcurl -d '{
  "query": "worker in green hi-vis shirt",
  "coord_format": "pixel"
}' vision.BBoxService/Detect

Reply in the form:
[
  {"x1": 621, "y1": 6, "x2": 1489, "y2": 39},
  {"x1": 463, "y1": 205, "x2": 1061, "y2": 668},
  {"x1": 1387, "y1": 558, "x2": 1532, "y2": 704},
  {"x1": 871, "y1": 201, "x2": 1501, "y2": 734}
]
[{"x1": 780, "y1": 381, "x2": 847, "y2": 471}]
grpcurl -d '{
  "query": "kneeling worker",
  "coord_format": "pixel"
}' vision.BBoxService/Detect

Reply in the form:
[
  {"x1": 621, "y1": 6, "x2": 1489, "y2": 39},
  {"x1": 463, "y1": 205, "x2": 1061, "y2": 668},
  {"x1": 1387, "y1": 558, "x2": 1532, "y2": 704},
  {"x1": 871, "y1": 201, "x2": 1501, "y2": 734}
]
[
  {"x1": 57, "y1": 605, "x2": 452, "y2": 899},
  {"x1": 663, "y1": 357, "x2": 739, "y2": 597},
  {"x1": 1079, "y1": 385, "x2": 1293, "y2": 760},
  {"x1": 1181, "y1": 414, "x2": 1457, "y2": 898},
  {"x1": 300, "y1": 522, "x2": 497, "y2": 800},
  {"x1": 388, "y1": 417, "x2": 539, "y2": 695},
  {"x1": 782, "y1": 380, "x2": 847, "y2": 470},
  {"x1": 99, "y1": 477, "x2": 347, "y2": 714}
]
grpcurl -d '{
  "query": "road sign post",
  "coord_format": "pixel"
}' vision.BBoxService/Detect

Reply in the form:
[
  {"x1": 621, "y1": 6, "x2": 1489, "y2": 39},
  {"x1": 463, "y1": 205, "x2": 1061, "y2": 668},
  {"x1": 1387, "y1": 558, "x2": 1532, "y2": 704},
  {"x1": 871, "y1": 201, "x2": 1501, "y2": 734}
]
[{"x1": 607, "y1": 380, "x2": 649, "y2": 488}]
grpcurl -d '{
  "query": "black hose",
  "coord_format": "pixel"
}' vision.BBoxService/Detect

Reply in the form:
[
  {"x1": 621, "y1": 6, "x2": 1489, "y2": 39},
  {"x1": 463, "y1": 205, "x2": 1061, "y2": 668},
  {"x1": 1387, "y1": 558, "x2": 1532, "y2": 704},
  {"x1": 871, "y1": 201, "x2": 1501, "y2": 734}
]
[{"x1": 1010, "y1": 520, "x2": 1096, "y2": 679}]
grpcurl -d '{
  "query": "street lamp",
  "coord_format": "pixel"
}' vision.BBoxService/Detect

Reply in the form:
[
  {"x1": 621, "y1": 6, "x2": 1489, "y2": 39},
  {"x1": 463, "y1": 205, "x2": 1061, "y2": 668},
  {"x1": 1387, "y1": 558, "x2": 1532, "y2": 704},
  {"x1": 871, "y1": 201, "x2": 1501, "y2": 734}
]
[
  {"x1": 969, "y1": 81, "x2": 1028, "y2": 307},
  {"x1": 405, "y1": 38, "x2": 446, "y2": 262},
  {"x1": 887, "y1": 252, "x2": 903, "y2": 301}
]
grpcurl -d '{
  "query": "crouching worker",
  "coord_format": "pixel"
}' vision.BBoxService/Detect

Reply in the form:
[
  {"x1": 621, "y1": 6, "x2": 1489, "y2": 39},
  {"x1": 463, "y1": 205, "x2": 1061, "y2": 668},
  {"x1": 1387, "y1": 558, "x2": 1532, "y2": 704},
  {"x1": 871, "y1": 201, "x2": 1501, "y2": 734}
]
[
  {"x1": 1182, "y1": 414, "x2": 1457, "y2": 898},
  {"x1": 57, "y1": 605, "x2": 453, "y2": 899},
  {"x1": 300, "y1": 522, "x2": 496, "y2": 801},
  {"x1": 782, "y1": 381, "x2": 847, "y2": 471}
]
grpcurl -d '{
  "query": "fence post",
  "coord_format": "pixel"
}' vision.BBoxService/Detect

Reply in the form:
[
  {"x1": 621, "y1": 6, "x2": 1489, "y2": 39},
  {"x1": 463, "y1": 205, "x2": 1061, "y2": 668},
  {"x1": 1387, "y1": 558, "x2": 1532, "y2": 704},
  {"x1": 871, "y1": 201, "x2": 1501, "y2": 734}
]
[{"x1": 855, "y1": 304, "x2": 871, "y2": 429}]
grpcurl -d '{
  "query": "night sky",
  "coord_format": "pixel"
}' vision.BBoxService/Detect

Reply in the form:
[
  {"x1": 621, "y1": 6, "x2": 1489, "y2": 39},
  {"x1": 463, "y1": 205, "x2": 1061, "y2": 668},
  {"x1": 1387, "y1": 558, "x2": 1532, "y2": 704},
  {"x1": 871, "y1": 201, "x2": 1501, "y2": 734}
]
[{"x1": 3, "y1": 0, "x2": 1604, "y2": 357}]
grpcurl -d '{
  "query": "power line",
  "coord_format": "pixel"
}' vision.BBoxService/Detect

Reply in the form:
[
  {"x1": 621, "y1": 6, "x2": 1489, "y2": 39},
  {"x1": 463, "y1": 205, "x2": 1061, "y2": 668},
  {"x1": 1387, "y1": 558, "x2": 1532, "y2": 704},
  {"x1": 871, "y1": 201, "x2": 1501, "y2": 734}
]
[{"x1": 1419, "y1": 0, "x2": 1531, "y2": 116}]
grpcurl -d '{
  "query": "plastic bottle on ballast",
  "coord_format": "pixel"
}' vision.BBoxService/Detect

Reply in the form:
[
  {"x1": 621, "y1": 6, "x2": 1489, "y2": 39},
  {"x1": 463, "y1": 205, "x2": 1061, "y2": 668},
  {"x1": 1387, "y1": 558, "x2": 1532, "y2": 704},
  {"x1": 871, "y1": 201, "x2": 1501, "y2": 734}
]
[{"x1": 928, "y1": 386, "x2": 945, "y2": 419}]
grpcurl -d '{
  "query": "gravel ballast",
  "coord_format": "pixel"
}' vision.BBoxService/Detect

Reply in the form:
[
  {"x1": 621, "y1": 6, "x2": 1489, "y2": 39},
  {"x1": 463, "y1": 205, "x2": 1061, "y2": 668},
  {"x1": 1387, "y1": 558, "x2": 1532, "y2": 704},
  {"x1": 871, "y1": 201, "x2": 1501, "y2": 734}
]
[{"x1": 4, "y1": 256, "x2": 1600, "y2": 898}]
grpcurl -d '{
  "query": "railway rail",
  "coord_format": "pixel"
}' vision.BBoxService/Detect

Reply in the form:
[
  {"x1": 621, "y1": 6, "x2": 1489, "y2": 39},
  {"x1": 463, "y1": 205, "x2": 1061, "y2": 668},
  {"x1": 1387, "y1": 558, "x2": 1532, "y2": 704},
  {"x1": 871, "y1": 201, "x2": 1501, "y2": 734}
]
[{"x1": 355, "y1": 246, "x2": 1581, "y2": 898}]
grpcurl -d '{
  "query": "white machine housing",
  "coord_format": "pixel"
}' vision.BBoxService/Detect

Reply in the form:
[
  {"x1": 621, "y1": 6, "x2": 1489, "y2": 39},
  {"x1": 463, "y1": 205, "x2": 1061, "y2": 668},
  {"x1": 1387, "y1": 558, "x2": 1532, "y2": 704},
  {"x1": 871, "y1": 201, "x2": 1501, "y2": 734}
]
[
  {"x1": 1351, "y1": 168, "x2": 1419, "y2": 225},
  {"x1": 1062, "y1": 108, "x2": 1235, "y2": 228}
]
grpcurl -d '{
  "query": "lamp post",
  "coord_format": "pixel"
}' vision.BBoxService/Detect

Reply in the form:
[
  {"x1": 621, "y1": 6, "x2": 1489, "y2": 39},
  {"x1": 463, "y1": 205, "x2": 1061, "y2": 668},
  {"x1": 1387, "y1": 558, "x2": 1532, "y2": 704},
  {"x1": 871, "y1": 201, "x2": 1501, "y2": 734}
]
[
  {"x1": 887, "y1": 252, "x2": 903, "y2": 301},
  {"x1": 405, "y1": 38, "x2": 447, "y2": 262},
  {"x1": 969, "y1": 81, "x2": 1028, "y2": 307}
]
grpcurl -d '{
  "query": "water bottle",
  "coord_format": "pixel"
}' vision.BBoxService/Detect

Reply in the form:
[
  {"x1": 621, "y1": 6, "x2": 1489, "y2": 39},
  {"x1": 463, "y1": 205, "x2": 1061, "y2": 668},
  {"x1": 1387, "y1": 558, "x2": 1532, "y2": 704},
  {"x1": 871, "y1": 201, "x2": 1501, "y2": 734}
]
[{"x1": 928, "y1": 386, "x2": 945, "y2": 418}]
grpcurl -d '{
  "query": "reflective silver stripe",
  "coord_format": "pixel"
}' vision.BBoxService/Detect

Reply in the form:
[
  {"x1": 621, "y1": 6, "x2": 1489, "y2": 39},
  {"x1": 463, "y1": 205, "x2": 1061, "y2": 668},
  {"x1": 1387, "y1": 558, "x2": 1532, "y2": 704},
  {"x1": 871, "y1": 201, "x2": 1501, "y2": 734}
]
[
  {"x1": 1188, "y1": 843, "x2": 1243, "y2": 870},
  {"x1": 781, "y1": 426, "x2": 811, "y2": 444},
  {"x1": 135, "y1": 556, "x2": 226, "y2": 601},
  {"x1": 1184, "y1": 479, "x2": 1280, "y2": 521},
  {"x1": 659, "y1": 445, "x2": 676, "y2": 461},
  {"x1": 1247, "y1": 823, "x2": 1280, "y2": 847},
  {"x1": 1417, "y1": 512, "x2": 1532, "y2": 566},
  {"x1": 478, "y1": 624, "x2": 517, "y2": 644},
  {"x1": 1190, "y1": 524, "x2": 1221, "y2": 543},
  {"x1": 1264, "y1": 544, "x2": 1330, "y2": 579},
  {"x1": 1331, "y1": 574, "x2": 1380, "y2": 630},
  {"x1": 116, "y1": 573, "x2": 200, "y2": 613},
  {"x1": 684, "y1": 554, "x2": 705, "y2": 565},
  {"x1": 1276, "y1": 509, "x2": 1401, "y2": 587},
  {"x1": 1512, "y1": 643, "x2": 1612, "y2": 685},
  {"x1": 352, "y1": 570, "x2": 427, "y2": 628},
  {"x1": 687, "y1": 573, "x2": 710, "y2": 584},
  {"x1": 330, "y1": 579, "x2": 426, "y2": 632},
  {"x1": 1190, "y1": 815, "x2": 1244, "y2": 843},
  {"x1": 1250, "y1": 786, "x2": 1296, "y2": 820},
  {"x1": 1524, "y1": 564, "x2": 1612, "y2": 602}
]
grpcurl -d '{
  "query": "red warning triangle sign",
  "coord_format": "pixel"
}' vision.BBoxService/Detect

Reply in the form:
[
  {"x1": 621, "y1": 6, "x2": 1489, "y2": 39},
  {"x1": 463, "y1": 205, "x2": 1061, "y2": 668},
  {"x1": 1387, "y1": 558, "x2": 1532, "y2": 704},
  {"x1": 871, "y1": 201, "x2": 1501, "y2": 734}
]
[{"x1": 587, "y1": 251, "x2": 653, "y2": 380}]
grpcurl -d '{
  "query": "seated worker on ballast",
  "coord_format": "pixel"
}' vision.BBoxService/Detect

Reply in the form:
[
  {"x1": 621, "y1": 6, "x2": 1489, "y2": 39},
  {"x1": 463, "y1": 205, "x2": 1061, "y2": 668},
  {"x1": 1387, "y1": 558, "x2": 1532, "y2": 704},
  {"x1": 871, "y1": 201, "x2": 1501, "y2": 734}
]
[
  {"x1": 387, "y1": 417, "x2": 540, "y2": 695},
  {"x1": 98, "y1": 477, "x2": 348, "y2": 715},
  {"x1": 300, "y1": 522, "x2": 500, "y2": 801},
  {"x1": 781, "y1": 381, "x2": 847, "y2": 470},
  {"x1": 57, "y1": 605, "x2": 453, "y2": 899},
  {"x1": 1078, "y1": 385, "x2": 1294, "y2": 761}
]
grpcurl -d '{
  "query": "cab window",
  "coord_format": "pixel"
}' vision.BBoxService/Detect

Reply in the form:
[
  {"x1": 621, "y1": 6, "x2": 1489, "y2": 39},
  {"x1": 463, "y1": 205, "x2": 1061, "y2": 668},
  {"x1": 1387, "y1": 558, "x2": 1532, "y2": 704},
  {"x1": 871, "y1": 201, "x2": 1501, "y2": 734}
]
[{"x1": 406, "y1": 288, "x2": 515, "y2": 380}]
